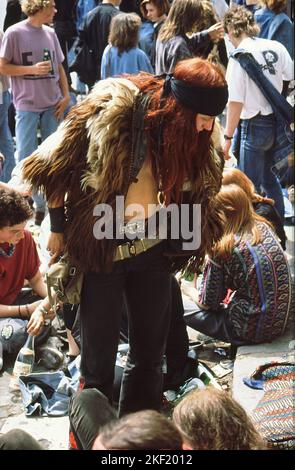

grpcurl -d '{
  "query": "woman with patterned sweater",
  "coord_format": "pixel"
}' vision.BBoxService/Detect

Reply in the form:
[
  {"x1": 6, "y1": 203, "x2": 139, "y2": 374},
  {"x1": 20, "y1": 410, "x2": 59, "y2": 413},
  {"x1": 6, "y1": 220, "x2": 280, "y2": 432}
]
[{"x1": 184, "y1": 183, "x2": 291, "y2": 345}]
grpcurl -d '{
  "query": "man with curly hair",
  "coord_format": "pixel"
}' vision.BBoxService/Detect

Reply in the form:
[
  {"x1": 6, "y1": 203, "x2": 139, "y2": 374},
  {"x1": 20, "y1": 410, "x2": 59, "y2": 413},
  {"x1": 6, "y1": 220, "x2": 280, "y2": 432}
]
[
  {"x1": 223, "y1": 5, "x2": 293, "y2": 222},
  {"x1": 0, "y1": 189, "x2": 49, "y2": 370},
  {"x1": 0, "y1": 0, "x2": 70, "y2": 225}
]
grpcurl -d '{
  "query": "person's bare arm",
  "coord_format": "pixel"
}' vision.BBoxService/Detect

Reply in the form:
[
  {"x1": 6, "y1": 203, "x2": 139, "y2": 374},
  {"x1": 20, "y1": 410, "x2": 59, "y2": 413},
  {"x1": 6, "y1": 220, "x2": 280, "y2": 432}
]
[
  {"x1": 0, "y1": 57, "x2": 52, "y2": 76},
  {"x1": 54, "y1": 64, "x2": 71, "y2": 121},
  {"x1": 222, "y1": 101, "x2": 243, "y2": 160},
  {"x1": 0, "y1": 301, "x2": 42, "y2": 319},
  {"x1": 28, "y1": 270, "x2": 47, "y2": 298}
]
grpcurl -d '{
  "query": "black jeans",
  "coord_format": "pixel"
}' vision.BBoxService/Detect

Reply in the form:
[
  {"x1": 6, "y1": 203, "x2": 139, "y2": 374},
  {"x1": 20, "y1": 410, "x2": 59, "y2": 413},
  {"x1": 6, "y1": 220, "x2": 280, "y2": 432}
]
[
  {"x1": 164, "y1": 276, "x2": 190, "y2": 388},
  {"x1": 80, "y1": 241, "x2": 172, "y2": 416},
  {"x1": 69, "y1": 388, "x2": 117, "y2": 450},
  {"x1": 184, "y1": 306, "x2": 247, "y2": 347}
]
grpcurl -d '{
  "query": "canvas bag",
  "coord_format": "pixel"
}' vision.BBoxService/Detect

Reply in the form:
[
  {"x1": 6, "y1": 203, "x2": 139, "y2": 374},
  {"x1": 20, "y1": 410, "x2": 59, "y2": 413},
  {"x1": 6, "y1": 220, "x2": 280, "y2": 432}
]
[
  {"x1": 231, "y1": 49, "x2": 293, "y2": 125},
  {"x1": 249, "y1": 362, "x2": 295, "y2": 449},
  {"x1": 46, "y1": 254, "x2": 83, "y2": 310}
]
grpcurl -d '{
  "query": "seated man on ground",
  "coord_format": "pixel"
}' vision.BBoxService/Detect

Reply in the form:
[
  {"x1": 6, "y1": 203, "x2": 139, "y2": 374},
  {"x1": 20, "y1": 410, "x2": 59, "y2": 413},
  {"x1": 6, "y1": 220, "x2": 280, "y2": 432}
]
[{"x1": 0, "y1": 189, "x2": 53, "y2": 368}]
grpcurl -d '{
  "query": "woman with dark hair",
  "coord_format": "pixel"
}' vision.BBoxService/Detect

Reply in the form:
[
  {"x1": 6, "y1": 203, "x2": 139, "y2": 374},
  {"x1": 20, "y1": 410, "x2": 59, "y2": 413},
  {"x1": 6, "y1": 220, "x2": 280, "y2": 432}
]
[
  {"x1": 23, "y1": 57, "x2": 228, "y2": 416},
  {"x1": 155, "y1": 0, "x2": 224, "y2": 74},
  {"x1": 139, "y1": 0, "x2": 170, "y2": 66}
]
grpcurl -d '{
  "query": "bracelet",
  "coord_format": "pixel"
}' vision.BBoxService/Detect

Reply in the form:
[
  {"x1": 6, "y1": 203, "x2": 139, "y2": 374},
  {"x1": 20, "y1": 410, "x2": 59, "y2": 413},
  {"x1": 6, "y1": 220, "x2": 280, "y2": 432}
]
[
  {"x1": 48, "y1": 206, "x2": 65, "y2": 233},
  {"x1": 18, "y1": 305, "x2": 22, "y2": 318},
  {"x1": 224, "y1": 134, "x2": 233, "y2": 140},
  {"x1": 25, "y1": 304, "x2": 30, "y2": 318}
]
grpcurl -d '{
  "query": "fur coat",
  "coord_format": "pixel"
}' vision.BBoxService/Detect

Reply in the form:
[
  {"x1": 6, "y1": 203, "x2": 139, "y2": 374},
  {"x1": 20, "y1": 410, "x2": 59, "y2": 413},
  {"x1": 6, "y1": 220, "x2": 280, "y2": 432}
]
[{"x1": 23, "y1": 77, "x2": 224, "y2": 273}]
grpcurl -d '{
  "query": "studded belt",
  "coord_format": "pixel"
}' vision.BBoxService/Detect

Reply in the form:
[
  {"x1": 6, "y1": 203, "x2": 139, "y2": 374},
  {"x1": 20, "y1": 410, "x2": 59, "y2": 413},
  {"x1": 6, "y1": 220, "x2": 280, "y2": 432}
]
[{"x1": 114, "y1": 238, "x2": 162, "y2": 262}]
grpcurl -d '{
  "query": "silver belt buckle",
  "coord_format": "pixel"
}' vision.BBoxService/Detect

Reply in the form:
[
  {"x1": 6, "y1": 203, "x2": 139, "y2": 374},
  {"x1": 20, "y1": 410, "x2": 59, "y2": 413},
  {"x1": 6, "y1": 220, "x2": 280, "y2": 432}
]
[{"x1": 119, "y1": 220, "x2": 145, "y2": 236}]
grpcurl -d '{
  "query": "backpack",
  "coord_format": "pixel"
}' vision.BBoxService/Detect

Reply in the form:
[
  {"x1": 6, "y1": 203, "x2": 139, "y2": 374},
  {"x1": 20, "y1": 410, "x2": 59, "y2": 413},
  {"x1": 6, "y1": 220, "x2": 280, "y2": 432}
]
[
  {"x1": 46, "y1": 254, "x2": 83, "y2": 311},
  {"x1": 69, "y1": 41, "x2": 97, "y2": 85}
]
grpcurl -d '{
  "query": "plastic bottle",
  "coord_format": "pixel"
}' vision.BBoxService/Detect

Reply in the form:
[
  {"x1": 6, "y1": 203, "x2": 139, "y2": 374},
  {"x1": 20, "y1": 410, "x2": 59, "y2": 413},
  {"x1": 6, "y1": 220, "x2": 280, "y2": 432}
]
[
  {"x1": 43, "y1": 48, "x2": 53, "y2": 74},
  {"x1": 9, "y1": 335, "x2": 35, "y2": 392}
]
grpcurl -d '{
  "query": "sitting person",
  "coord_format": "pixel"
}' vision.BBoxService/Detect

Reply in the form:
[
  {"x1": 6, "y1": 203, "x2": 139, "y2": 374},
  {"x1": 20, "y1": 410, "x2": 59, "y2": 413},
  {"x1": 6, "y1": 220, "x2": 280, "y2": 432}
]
[
  {"x1": 0, "y1": 189, "x2": 53, "y2": 366},
  {"x1": 69, "y1": 388, "x2": 183, "y2": 450},
  {"x1": 222, "y1": 167, "x2": 287, "y2": 250},
  {"x1": 172, "y1": 386, "x2": 266, "y2": 449},
  {"x1": 93, "y1": 409, "x2": 183, "y2": 450},
  {"x1": 183, "y1": 184, "x2": 291, "y2": 345}
]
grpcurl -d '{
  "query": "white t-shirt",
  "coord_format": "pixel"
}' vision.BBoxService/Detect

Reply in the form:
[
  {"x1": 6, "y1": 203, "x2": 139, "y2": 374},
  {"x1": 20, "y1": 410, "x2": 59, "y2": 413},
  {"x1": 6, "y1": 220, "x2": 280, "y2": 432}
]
[{"x1": 226, "y1": 37, "x2": 293, "y2": 119}]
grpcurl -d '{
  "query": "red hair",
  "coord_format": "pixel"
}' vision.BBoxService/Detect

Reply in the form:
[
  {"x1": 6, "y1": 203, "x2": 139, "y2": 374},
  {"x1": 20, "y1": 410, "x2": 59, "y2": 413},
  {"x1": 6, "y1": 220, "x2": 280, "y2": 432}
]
[{"x1": 128, "y1": 58, "x2": 226, "y2": 204}]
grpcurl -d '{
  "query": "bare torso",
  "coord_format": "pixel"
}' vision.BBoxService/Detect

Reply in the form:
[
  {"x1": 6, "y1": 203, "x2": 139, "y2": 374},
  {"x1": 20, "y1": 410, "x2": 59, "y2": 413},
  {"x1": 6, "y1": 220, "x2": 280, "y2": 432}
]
[{"x1": 124, "y1": 157, "x2": 158, "y2": 221}]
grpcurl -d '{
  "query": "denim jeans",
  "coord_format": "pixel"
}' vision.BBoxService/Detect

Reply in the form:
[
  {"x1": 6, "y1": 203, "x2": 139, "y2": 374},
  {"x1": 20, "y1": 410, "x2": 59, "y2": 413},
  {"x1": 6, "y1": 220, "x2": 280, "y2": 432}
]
[
  {"x1": 15, "y1": 107, "x2": 58, "y2": 211},
  {"x1": 239, "y1": 113, "x2": 285, "y2": 221},
  {"x1": 0, "y1": 91, "x2": 15, "y2": 182}
]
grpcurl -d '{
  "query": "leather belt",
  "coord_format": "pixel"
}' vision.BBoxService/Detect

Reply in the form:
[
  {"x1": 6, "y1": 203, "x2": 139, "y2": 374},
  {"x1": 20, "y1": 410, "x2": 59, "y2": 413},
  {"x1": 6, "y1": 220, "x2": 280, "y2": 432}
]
[{"x1": 114, "y1": 238, "x2": 162, "y2": 262}]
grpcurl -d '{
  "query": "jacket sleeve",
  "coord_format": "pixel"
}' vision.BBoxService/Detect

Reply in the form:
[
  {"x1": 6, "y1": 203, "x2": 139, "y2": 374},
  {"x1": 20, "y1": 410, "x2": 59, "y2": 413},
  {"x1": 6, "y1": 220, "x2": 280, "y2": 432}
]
[
  {"x1": 198, "y1": 258, "x2": 227, "y2": 309},
  {"x1": 189, "y1": 29, "x2": 211, "y2": 53}
]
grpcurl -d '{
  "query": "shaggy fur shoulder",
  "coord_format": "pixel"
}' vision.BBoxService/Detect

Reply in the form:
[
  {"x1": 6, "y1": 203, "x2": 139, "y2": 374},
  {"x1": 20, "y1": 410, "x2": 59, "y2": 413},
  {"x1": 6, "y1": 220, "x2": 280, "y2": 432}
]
[
  {"x1": 22, "y1": 78, "x2": 141, "y2": 272},
  {"x1": 23, "y1": 78, "x2": 140, "y2": 202}
]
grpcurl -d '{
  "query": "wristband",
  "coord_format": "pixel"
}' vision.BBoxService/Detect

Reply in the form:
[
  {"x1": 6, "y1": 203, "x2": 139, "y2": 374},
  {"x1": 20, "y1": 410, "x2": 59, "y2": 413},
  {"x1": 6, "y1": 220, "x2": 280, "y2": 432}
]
[
  {"x1": 18, "y1": 305, "x2": 23, "y2": 318},
  {"x1": 224, "y1": 134, "x2": 233, "y2": 141},
  {"x1": 48, "y1": 206, "x2": 65, "y2": 233}
]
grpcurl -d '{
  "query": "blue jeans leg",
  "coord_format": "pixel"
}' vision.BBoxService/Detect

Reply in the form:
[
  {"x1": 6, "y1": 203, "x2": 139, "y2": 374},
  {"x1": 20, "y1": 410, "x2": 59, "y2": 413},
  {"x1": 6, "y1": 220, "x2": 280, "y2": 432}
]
[
  {"x1": 15, "y1": 110, "x2": 39, "y2": 162},
  {"x1": 16, "y1": 108, "x2": 58, "y2": 212},
  {"x1": 39, "y1": 107, "x2": 59, "y2": 141},
  {"x1": 0, "y1": 91, "x2": 15, "y2": 182},
  {"x1": 239, "y1": 114, "x2": 285, "y2": 221}
]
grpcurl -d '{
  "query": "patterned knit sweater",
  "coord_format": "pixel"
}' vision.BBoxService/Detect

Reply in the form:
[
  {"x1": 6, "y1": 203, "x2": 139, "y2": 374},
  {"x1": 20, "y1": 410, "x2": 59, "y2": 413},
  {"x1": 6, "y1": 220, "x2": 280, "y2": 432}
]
[{"x1": 199, "y1": 222, "x2": 291, "y2": 343}]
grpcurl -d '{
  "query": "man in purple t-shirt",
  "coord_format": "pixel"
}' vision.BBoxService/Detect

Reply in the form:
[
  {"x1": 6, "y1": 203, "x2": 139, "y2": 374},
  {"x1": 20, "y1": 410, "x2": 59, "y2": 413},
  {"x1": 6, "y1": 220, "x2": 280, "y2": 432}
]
[{"x1": 0, "y1": 0, "x2": 70, "y2": 225}]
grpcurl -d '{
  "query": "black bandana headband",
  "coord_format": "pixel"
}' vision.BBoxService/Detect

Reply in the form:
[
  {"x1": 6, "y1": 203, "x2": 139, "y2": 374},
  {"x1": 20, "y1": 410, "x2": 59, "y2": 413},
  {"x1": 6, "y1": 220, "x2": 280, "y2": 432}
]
[{"x1": 161, "y1": 74, "x2": 228, "y2": 116}]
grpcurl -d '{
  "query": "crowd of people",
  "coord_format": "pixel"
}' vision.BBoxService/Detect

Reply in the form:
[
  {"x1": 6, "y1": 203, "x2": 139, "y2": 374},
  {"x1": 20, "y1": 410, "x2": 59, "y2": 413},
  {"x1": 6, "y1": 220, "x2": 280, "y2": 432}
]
[{"x1": 0, "y1": 0, "x2": 293, "y2": 451}]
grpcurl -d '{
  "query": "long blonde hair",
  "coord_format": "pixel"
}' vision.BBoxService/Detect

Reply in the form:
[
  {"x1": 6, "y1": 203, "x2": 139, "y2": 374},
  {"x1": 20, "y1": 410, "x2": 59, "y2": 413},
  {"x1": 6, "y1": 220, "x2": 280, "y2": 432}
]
[
  {"x1": 213, "y1": 184, "x2": 272, "y2": 259},
  {"x1": 173, "y1": 387, "x2": 266, "y2": 450}
]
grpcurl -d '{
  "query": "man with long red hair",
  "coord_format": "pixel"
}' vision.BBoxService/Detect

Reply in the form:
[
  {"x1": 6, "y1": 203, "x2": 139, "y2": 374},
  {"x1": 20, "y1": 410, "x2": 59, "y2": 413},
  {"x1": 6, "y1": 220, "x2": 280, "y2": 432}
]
[{"x1": 23, "y1": 57, "x2": 228, "y2": 416}]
